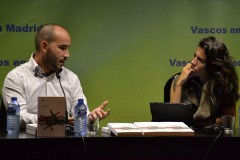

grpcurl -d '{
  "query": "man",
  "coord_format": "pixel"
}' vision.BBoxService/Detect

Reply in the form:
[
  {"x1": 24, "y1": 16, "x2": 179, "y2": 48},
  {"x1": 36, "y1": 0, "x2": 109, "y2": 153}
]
[{"x1": 2, "y1": 24, "x2": 110, "y2": 128}]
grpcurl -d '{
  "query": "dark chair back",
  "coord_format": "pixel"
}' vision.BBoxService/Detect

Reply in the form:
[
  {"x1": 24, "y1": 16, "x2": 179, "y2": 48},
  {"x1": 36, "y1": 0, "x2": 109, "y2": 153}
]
[
  {"x1": 0, "y1": 96, "x2": 7, "y2": 133},
  {"x1": 164, "y1": 72, "x2": 181, "y2": 102}
]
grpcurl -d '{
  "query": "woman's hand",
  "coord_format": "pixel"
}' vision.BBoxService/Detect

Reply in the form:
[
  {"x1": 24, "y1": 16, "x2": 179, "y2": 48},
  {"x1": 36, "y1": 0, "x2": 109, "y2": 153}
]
[{"x1": 176, "y1": 63, "x2": 196, "y2": 86}]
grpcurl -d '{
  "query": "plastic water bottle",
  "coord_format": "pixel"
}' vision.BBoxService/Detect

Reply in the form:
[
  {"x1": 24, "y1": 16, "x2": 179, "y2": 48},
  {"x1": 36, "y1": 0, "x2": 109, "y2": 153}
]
[
  {"x1": 74, "y1": 99, "x2": 87, "y2": 136},
  {"x1": 6, "y1": 97, "x2": 20, "y2": 134}
]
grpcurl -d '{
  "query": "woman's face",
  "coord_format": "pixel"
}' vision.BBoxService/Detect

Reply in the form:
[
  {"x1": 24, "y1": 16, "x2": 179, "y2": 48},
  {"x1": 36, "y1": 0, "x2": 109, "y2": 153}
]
[{"x1": 190, "y1": 47, "x2": 208, "y2": 81}]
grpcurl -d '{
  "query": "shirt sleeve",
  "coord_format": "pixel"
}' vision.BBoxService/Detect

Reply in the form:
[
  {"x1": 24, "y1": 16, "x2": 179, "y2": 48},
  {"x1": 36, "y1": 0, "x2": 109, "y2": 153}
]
[
  {"x1": 65, "y1": 71, "x2": 90, "y2": 116},
  {"x1": 2, "y1": 69, "x2": 37, "y2": 128}
]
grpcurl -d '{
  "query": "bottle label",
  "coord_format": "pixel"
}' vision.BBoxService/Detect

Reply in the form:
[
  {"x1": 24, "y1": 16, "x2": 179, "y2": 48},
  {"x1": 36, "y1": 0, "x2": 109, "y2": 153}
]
[{"x1": 7, "y1": 107, "x2": 16, "y2": 114}]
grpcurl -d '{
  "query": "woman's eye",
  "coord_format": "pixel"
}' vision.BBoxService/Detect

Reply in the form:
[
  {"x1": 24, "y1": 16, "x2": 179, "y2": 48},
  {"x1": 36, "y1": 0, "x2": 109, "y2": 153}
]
[{"x1": 198, "y1": 58, "x2": 205, "y2": 63}]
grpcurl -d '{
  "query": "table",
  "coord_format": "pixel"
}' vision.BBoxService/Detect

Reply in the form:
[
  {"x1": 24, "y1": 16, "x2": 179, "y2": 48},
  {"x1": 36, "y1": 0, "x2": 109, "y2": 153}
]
[{"x1": 1, "y1": 129, "x2": 240, "y2": 160}]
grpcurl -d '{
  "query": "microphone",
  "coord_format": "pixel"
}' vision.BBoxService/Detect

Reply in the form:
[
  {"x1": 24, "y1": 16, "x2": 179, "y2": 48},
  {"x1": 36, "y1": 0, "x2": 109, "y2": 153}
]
[
  {"x1": 202, "y1": 124, "x2": 223, "y2": 134},
  {"x1": 56, "y1": 71, "x2": 61, "y2": 79},
  {"x1": 202, "y1": 124, "x2": 223, "y2": 160},
  {"x1": 56, "y1": 70, "x2": 69, "y2": 125},
  {"x1": 191, "y1": 79, "x2": 214, "y2": 104},
  {"x1": 56, "y1": 70, "x2": 64, "y2": 97}
]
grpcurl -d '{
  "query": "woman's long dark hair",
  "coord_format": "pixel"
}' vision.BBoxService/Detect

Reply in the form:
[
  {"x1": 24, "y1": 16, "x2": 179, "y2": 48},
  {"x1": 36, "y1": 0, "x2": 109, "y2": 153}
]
[{"x1": 198, "y1": 36, "x2": 239, "y2": 110}]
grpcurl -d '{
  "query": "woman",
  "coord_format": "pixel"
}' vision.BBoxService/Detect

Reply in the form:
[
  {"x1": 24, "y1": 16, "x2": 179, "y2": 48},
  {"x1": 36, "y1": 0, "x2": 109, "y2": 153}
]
[{"x1": 170, "y1": 36, "x2": 239, "y2": 127}]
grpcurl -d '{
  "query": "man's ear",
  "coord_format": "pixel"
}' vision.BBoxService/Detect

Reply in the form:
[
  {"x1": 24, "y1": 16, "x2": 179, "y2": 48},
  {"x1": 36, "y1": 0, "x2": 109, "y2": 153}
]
[{"x1": 40, "y1": 41, "x2": 48, "y2": 53}]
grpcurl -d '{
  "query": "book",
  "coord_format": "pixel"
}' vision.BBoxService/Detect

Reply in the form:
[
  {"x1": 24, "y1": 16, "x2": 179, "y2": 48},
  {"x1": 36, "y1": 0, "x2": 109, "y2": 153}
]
[
  {"x1": 101, "y1": 127, "x2": 112, "y2": 135},
  {"x1": 26, "y1": 129, "x2": 36, "y2": 136},
  {"x1": 26, "y1": 124, "x2": 37, "y2": 136},
  {"x1": 37, "y1": 97, "x2": 66, "y2": 137},
  {"x1": 26, "y1": 123, "x2": 37, "y2": 131},
  {"x1": 107, "y1": 122, "x2": 194, "y2": 137},
  {"x1": 107, "y1": 123, "x2": 143, "y2": 136},
  {"x1": 134, "y1": 122, "x2": 194, "y2": 136}
]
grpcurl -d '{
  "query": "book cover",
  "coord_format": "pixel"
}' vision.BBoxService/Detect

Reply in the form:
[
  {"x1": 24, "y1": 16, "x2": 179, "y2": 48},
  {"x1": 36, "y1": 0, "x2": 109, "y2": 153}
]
[
  {"x1": 37, "y1": 97, "x2": 66, "y2": 137},
  {"x1": 134, "y1": 122, "x2": 194, "y2": 136},
  {"x1": 107, "y1": 123, "x2": 143, "y2": 136}
]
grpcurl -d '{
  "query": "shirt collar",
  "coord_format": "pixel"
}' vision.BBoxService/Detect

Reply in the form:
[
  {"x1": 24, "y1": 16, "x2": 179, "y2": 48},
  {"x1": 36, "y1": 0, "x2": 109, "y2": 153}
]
[
  {"x1": 29, "y1": 53, "x2": 39, "y2": 75},
  {"x1": 29, "y1": 52, "x2": 63, "y2": 81}
]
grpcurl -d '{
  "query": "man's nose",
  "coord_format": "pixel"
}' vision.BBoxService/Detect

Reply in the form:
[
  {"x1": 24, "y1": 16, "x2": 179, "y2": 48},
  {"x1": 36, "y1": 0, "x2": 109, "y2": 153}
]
[{"x1": 64, "y1": 51, "x2": 70, "y2": 58}]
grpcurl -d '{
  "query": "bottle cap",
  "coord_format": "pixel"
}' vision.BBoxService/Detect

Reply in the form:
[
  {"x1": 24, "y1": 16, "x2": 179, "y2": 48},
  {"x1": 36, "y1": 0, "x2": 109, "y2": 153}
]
[
  {"x1": 11, "y1": 97, "x2": 17, "y2": 101},
  {"x1": 78, "y1": 99, "x2": 84, "y2": 104}
]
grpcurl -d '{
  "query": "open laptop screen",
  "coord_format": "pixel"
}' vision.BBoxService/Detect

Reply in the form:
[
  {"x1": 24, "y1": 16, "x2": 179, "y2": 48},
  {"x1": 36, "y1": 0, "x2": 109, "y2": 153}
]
[{"x1": 150, "y1": 102, "x2": 197, "y2": 127}]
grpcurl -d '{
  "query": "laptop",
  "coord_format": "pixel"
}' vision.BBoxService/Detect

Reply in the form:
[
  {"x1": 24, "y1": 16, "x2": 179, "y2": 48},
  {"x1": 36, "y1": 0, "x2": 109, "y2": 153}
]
[{"x1": 150, "y1": 102, "x2": 197, "y2": 127}]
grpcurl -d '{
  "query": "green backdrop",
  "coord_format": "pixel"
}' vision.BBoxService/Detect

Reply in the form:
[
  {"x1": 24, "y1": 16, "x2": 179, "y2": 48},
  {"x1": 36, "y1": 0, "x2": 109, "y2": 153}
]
[{"x1": 1, "y1": 0, "x2": 240, "y2": 127}]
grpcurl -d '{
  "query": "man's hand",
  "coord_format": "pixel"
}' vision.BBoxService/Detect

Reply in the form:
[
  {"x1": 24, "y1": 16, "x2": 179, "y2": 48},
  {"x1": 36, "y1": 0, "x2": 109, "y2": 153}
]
[
  {"x1": 88, "y1": 101, "x2": 110, "y2": 123},
  {"x1": 68, "y1": 116, "x2": 74, "y2": 126}
]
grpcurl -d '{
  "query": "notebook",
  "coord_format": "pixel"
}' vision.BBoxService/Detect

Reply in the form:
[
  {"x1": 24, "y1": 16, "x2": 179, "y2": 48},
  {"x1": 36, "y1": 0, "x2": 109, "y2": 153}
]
[{"x1": 150, "y1": 102, "x2": 197, "y2": 127}]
